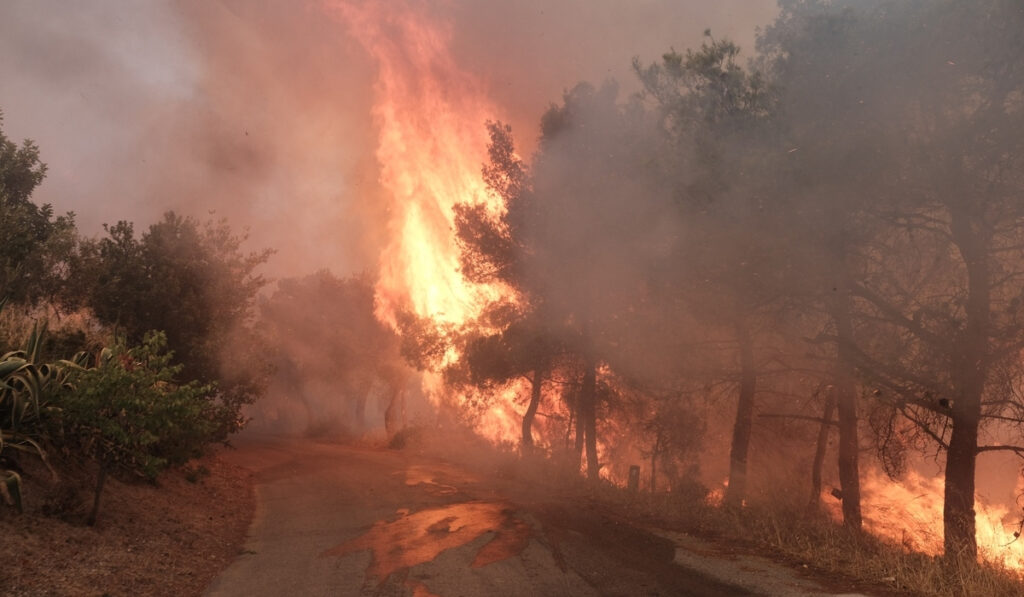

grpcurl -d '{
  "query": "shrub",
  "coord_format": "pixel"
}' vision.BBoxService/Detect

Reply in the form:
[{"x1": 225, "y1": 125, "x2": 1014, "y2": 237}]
[{"x1": 54, "y1": 331, "x2": 230, "y2": 524}]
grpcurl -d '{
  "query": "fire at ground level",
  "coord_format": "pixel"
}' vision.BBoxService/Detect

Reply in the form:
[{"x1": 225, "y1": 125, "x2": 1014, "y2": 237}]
[
  {"x1": 204, "y1": 435, "x2": 879, "y2": 597},
  {"x1": 247, "y1": 366, "x2": 1024, "y2": 575}
]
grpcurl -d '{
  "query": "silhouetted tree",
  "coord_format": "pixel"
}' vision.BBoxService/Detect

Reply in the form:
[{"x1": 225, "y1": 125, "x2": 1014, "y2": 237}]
[
  {"x1": 763, "y1": 0, "x2": 1024, "y2": 564},
  {"x1": 636, "y1": 34, "x2": 784, "y2": 509}
]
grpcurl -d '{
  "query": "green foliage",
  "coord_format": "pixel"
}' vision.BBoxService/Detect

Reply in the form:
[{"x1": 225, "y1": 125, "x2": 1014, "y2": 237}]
[
  {"x1": 55, "y1": 331, "x2": 220, "y2": 479},
  {"x1": 75, "y1": 211, "x2": 272, "y2": 403},
  {"x1": 1, "y1": 320, "x2": 83, "y2": 454},
  {"x1": 634, "y1": 32, "x2": 774, "y2": 135},
  {"x1": 0, "y1": 111, "x2": 78, "y2": 307},
  {"x1": 0, "y1": 316, "x2": 84, "y2": 510}
]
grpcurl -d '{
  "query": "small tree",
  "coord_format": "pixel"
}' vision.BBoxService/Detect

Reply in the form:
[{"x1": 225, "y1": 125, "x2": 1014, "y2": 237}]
[{"x1": 56, "y1": 332, "x2": 221, "y2": 525}]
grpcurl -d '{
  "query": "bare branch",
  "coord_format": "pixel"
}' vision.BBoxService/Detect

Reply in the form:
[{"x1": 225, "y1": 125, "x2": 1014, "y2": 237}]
[
  {"x1": 850, "y1": 282, "x2": 944, "y2": 346},
  {"x1": 976, "y1": 445, "x2": 1024, "y2": 456},
  {"x1": 898, "y1": 405, "x2": 951, "y2": 450}
]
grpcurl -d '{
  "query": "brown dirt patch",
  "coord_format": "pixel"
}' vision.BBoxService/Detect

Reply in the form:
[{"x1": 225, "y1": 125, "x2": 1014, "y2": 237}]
[{"x1": 0, "y1": 448, "x2": 254, "y2": 597}]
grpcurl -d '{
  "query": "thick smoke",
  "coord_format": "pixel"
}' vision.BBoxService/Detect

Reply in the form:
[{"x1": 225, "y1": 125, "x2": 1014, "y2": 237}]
[
  {"x1": 0, "y1": 0, "x2": 381, "y2": 278},
  {"x1": 0, "y1": 0, "x2": 776, "y2": 279}
]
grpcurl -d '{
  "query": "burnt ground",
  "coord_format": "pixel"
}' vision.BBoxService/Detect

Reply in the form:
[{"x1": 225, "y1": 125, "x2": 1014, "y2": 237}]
[{"x1": 205, "y1": 435, "x2": 875, "y2": 597}]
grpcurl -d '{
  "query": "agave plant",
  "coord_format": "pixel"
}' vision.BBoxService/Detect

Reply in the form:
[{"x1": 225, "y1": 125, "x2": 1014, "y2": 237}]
[{"x1": 0, "y1": 312, "x2": 87, "y2": 511}]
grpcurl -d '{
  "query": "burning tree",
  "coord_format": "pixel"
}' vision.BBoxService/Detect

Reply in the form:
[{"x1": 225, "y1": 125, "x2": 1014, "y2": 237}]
[{"x1": 453, "y1": 121, "x2": 558, "y2": 453}]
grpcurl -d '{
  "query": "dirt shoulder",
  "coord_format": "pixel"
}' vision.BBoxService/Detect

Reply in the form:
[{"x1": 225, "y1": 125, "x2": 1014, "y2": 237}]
[{"x1": 0, "y1": 448, "x2": 254, "y2": 597}]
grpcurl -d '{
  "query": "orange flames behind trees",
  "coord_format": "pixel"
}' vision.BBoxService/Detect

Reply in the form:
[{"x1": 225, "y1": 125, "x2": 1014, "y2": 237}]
[
  {"x1": 328, "y1": 0, "x2": 503, "y2": 330},
  {"x1": 327, "y1": 0, "x2": 522, "y2": 441}
]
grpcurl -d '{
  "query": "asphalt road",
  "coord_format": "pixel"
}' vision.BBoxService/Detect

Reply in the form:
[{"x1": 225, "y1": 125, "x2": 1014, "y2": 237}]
[{"x1": 203, "y1": 436, "x2": 866, "y2": 597}]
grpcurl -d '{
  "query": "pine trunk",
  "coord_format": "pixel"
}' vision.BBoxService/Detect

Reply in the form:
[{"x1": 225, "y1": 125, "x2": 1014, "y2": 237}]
[
  {"x1": 943, "y1": 209, "x2": 989, "y2": 567},
  {"x1": 807, "y1": 390, "x2": 836, "y2": 515},
  {"x1": 725, "y1": 319, "x2": 756, "y2": 509},
  {"x1": 833, "y1": 286, "x2": 862, "y2": 530},
  {"x1": 522, "y1": 366, "x2": 544, "y2": 452},
  {"x1": 581, "y1": 358, "x2": 599, "y2": 482}
]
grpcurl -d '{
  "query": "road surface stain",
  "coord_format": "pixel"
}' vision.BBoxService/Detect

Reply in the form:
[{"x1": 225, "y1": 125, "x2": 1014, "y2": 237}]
[
  {"x1": 403, "y1": 466, "x2": 460, "y2": 495},
  {"x1": 322, "y1": 500, "x2": 531, "y2": 581}
]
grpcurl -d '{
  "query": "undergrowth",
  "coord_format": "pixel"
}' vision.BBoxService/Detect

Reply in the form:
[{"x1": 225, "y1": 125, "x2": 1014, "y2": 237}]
[{"x1": 604, "y1": 485, "x2": 1024, "y2": 597}]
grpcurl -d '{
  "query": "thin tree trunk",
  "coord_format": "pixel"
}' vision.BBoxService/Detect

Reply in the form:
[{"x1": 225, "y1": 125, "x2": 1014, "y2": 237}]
[
  {"x1": 573, "y1": 383, "x2": 584, "y2": 461},
  {"x1": 522, "y1": 366, "x2": 545, "y2": 453},
  {"x1": 833, "y1": 282, "x2": 863, "y2": 530},
  {"x1": 650, "y1": 434, "x2": 660, "y2": 493},
  {"x1": 353, "y1": 373, "x2": 373, "y2": 432},
  {"x1": 581, "y1": 358, "x2": 599, "y2": 482},
  {"x1": 384, "y1": 376, "x2": 406, "y2": 438},
  {"x1": 725, "y1": 319, "x2": 756, "y2": 509},
  {"x1": 565, "y1": 393, "x2": 576, "y2": 453},
  {"x1": 87, "y1": 461, "x2": 109, "y2": 527},
  {"x1": 807, "y1": 389, "x2": 836, "y2": 515}
]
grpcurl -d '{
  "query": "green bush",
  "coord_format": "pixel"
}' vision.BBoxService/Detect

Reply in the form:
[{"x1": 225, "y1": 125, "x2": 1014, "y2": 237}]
[
  {"x1": 51, "y1": 331, "x2": 242, "y2": 524},
  {"x1": 55, "y1": 331, "x2": 220, "y2": 480}
]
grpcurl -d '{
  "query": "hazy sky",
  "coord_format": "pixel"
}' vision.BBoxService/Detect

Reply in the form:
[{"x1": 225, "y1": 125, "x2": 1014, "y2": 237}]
[{"x1": 0, "y1": 0, "x2": 777, "y2": 279}]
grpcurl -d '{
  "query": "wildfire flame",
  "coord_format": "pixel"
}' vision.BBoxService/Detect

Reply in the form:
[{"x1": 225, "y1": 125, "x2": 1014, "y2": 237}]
[
  {"x1": 327, "y1": 0, "x2": 504, "y2": 330},
  {"x1": 832, "y1": 469, "x2": 1024, "y2": 571},
  {"x1": 327, "y1": 0, "x2": 524, "y2": 442}
]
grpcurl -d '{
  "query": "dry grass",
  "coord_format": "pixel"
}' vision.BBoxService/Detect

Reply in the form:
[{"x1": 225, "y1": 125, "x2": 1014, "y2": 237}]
[
  {"x1": 738, "y1": 504, "x2": 1024, "y2": 597},
  {"x1": 596, "y1": 485, "x2": 1024, "y2": 597}
]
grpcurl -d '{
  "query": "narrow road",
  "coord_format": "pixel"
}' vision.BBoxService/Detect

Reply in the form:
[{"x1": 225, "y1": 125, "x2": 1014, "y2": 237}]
[{"x1": 204, "y1": 436, "x2": 867, "y2": 597}]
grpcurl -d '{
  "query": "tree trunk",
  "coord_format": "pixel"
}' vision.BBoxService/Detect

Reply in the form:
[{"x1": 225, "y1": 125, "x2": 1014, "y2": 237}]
[
  {"x1": 565, "y1": 392, "x2": 577, "y2": 453},
  {"x1": 522, "y1": 366, "x2": 545, "y2": 453},
  {"x1": 87, "y1": 461, "x2": 109, "y2": 527},
  {"x1": 944, "y1": 410, "x2": 980, "y2": 566},
  {"x1": 580, "y1": 358, "x2": 599, "y2": 482},
  {"x1": 384, "y1": 376, "x2": 406, "y2": 438},
  {"x1": 807, "y1": 389, "x2": 836, "y2": 515},
  {"x1": 943, "y1": 210, "x2": 989, "y2": 567},
  {"x1": 725, "y1": 319, "x2": 756, "y2": 509},
  {"x1": 832, "y1": 285, "x2": 863, "y2": 530},
  {"x1": 573, "y1": 384, "x2": 584, "y2": 460},
  {"x1": 650, "y1": 434, "x2": 660, "y2": 493},
  {"x1": 352, "y1": 372, "x2": 373, "y2": 432}
]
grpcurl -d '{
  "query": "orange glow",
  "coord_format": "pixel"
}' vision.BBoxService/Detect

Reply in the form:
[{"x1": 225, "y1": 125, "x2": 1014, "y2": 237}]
[
  {"x1": 322, "y1": 500, "x2": 531, "y2": 578},
  {"x1": 705, "y1": 478, "x2": 728, "y2": 507},
  {"x1": 327, "y1": 0, "x2": 505, "y2": 330},
  {"x1": 327, "y1": 0, "x2": 525, "y2": 444},
  {"x1": 831, "y1": 469, "x2": 1024, "y2": 571}
]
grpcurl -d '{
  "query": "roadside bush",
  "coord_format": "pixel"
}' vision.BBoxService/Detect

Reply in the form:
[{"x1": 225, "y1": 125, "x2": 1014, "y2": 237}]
[{"x1": 54, "y1": 331, "x2": 234, "y2": 524}]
